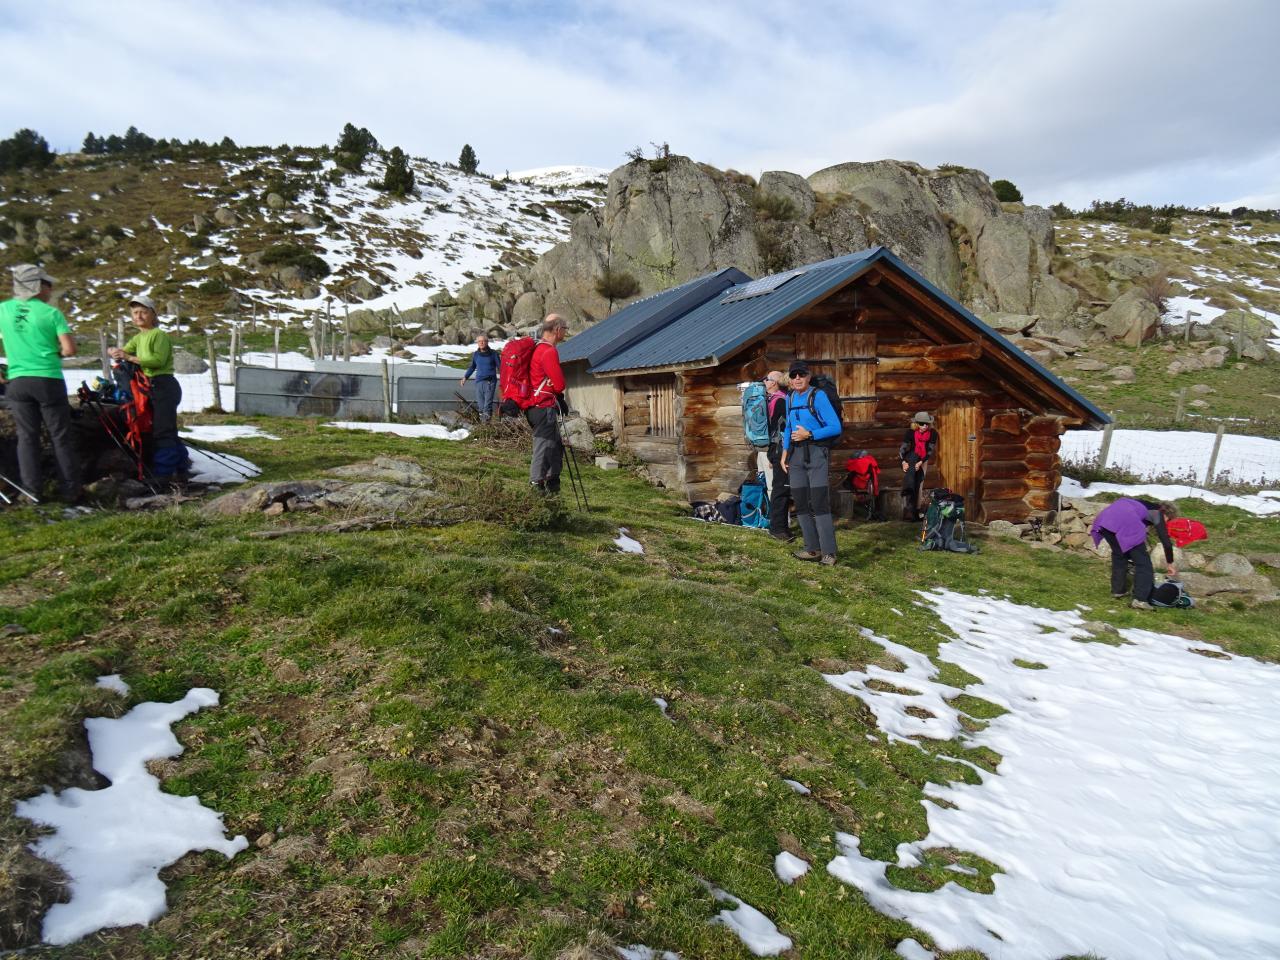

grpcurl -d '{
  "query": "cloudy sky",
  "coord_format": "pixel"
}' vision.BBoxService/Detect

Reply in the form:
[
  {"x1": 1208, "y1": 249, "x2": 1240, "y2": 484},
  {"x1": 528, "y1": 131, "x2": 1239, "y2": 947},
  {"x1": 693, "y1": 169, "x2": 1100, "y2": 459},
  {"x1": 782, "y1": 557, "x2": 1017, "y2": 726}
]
[{"x1": 3, "y1": 0, "x2": 1276, "y2": 209}]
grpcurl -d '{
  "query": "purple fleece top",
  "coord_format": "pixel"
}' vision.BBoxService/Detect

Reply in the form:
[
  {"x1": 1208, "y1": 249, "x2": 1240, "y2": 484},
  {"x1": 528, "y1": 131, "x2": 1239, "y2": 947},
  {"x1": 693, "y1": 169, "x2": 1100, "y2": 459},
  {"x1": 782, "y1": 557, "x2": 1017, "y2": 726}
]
[{"x1": 1090, "y1": 497, "x2": 1157, "y2": 554}]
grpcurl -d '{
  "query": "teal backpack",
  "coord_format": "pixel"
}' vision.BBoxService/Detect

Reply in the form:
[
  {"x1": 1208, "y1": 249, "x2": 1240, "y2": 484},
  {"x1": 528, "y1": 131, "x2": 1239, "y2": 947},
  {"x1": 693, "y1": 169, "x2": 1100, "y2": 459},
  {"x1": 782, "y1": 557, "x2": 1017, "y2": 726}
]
[
  {"x1": 742, "y1": 382, "x2": 770, "y2": 448},
  {"x1": 740, "y1": 473, "x2": 770, "y2": 528}
]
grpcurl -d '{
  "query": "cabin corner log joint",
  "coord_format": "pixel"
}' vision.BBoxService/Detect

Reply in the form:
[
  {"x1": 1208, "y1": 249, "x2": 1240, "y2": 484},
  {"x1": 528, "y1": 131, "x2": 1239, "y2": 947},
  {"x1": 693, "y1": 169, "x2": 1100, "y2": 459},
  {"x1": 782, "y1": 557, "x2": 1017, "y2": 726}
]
[{"x1": 560, "y1": 247, "x2": 1108, "y2": 523}]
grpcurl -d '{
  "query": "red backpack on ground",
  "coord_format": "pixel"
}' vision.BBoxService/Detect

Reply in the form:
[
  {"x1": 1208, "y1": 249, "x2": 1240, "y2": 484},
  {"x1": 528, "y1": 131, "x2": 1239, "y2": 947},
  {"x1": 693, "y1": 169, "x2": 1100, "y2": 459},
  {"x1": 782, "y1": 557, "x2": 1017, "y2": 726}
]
[
  {"x1": 844, "y1": 451, "x2": 883, "y2": 521},
  {"x1": 499, "y1": 337, "x2": 540, "y2": 409}
]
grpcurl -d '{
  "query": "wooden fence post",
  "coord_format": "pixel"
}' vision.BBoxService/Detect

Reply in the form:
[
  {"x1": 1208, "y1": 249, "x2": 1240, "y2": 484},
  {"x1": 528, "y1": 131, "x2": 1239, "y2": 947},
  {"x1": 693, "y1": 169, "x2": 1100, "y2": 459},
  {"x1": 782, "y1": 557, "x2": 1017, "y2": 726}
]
[
  {"x1": 1204, "y1": 423, "x2": 1226, "y2": 486},
  {"x1": 1174, "y1": 387, "x2": 1187, "y2": 423},
  {"x1": 273, "y1": 323, "x2": 280, "y2": 370},
  {"x1": 1097, "y1": 421, "x2": 1115, "y2": 470},
  {"x1": 99, "y1": 329, "x2": 110, "y2": 378},
  {"x1": 116, "y1": 317, "x2": 125, "y2": 347},
  {"x1": 229, "y1": 325, "x2": 239, "y2": 388},
  {"x1": 343, "y1": 303, "x2": 350, "y2": 362},
  {"x1": 206, "y1": 335, "x2": 222, "y2": 411},
  {"x1": 380, "y1": 359, "x2": 392, "y2": 421}
]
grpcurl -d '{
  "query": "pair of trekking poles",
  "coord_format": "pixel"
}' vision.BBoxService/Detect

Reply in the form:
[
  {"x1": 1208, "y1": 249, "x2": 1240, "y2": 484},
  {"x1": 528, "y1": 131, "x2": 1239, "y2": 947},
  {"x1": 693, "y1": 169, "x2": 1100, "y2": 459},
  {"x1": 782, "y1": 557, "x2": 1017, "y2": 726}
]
[
  {"x1": 556, "y1": 415, "x2": 589, "y2": 512},
  {"x1": 0, "y1": 471, "x2": 40, "y2": 505}
]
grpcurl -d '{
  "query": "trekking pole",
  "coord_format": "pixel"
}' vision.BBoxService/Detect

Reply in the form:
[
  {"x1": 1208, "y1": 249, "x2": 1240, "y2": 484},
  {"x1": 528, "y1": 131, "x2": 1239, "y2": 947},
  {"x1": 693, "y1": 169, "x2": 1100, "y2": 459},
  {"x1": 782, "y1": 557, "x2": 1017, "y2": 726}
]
[
  {"x1": 0, "y1": 471, "x2": 39, "y2": 504},
  {"x1": 78, "y1": 388, "x2": 159, "y2": 493},
  {"x1": 555, "y1": 418, "x2": 588, "y2": 511},
  {"x1": 183, "y1": 442, "x2": 255, "y2": 480}
]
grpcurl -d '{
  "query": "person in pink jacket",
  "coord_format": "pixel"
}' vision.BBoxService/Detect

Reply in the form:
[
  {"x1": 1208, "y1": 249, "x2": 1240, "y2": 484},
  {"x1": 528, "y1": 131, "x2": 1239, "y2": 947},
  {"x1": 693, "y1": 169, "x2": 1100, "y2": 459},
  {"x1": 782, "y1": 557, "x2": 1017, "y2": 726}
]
[{"x1": 1089, "y1": 497, "x2": 1178, "y2": 609}]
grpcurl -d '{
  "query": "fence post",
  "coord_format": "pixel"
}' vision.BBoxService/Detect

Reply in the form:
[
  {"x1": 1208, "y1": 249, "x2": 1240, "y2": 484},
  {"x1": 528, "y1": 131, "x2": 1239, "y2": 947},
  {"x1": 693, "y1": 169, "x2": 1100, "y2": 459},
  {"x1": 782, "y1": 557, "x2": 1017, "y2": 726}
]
[
  {"x1": 308, "y1": 329, "x2": 320, "y2": 362},
  {"x1": 1097, "y1": 421, "x2": 1114, "y2": 470},
  {"x1": 343, "y1": 303, "x2": 350, "y2": 362},
  {"x1": 99, "y1": 329, "x2": 110, "y2": 378},
  {"x1": 1184, "y1": 310, "x2": 1196, "y2": 344},
  {"x1": 206, "y1": 335, "x2": 223, "y2": 411},
  {"x1": 273, "y1": 323, "x2": 280, "y2": 370},
  {"x1": 1174, "y1": 387, "x2": 1187, "y2": 422},
  {"x1": 229, "y1": 324, "x2": 239, "y2": 388},
  {"x1": 380, "y1": 359, "x2": 392, "y2": 421},
  {"x1": 1204, "y1": 423, "x2": 1226, "y2": 486},
  {"x1": 250, "y1": 301, "x2": 257, "y2": 334},
  {"x1": 116, "y1": 316, "x2": 125, "y2": 347}
]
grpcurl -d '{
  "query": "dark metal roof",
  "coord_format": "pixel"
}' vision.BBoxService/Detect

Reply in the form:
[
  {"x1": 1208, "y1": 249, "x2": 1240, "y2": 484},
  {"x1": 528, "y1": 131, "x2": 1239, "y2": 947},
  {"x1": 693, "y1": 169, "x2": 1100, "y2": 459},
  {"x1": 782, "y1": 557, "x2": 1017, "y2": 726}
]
[
  {"x1": 558, "y1": 267, "x2": 750, "y2": 366},
  {"x1": 589, "y1": 248, "x2": 881, "y2": 374},
  {"x1": 573, "y1": 245, "x2": 1107, "y2": 427}
]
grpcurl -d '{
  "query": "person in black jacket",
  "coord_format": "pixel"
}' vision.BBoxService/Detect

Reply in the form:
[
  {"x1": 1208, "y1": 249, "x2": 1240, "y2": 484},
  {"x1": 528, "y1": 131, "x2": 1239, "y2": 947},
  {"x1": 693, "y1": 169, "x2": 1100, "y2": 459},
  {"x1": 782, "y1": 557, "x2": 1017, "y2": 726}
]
[
  {"x1": 898, "y1": 411, "x2": 937, "y2": 521},
  {"x1": 460, "y1": 335, "x2": 499, "y2": 420}
]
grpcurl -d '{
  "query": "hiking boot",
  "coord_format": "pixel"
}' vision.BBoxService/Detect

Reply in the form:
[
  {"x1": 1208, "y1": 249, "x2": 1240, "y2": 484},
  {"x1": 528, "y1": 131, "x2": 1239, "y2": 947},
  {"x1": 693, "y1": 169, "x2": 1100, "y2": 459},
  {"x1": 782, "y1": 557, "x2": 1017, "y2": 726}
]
[
  {"x1": 792, "y1": 550, "x2": 821, "y2": 562},
  {"x1": 1112, "y1": 592, "x2": 1128, "y2": 598},
  {"x1": 819, "y1": 554, "x2": 838, "y2": 567},
  {"x1": 1131, "y1": 600, "x2": 1155, "y2": 610},
  {"x1": 770, "y1": 530, "x2": 796, "y2": 543}
]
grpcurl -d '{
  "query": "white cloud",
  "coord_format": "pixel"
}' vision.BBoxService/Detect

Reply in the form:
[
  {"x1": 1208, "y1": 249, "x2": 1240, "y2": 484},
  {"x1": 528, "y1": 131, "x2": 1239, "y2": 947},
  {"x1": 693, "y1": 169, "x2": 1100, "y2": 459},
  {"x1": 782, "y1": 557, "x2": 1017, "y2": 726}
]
[{"x1": 1, "y1": 0, "x2": 1275, "y2": 209}]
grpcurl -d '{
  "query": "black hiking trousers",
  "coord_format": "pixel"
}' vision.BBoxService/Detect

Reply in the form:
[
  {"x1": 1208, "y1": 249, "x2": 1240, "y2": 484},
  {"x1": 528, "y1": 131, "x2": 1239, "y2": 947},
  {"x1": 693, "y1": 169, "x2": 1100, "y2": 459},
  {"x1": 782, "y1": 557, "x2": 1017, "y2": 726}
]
[
  {"x1": 6, "y1": 376, "x2": 80, "y2": 500},
  {"x1": 1101, "y1": 530, "x2": 1154, "y2": 602}
]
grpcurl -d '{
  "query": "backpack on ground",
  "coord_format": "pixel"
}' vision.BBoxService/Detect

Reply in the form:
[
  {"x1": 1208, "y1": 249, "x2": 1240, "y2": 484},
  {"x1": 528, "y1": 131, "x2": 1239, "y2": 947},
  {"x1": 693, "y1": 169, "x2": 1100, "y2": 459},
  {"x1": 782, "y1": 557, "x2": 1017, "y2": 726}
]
[
  {"x1": 843, "y1": 451, "x2": 882, "y2": 521},
  {"x1": 1150, "y1": 578, "x2": 1195, "y2": 608},
  {"x1": 742, "y1": 382, "x2": 770, "y2": 448},
  {"x1": 919, "y1": 488, "x2": 978, "y2": 553},
  {"x1": 499, "y1": 337, "x2": 548, "y2": 410},
  {"x1": 804, "y1": 373, "x2": 844, "y2": 447},
  {"x1": 739, "y1": 473, "x2": 770, "y2": 528}
]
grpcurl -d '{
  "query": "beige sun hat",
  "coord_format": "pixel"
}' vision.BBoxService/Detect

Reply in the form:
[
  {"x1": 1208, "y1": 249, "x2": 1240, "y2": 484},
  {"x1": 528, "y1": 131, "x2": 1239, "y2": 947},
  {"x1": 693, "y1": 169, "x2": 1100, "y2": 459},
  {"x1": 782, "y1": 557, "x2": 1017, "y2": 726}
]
[{"x1": 912, "y1": 411, "x2": 934, "y2": 425}]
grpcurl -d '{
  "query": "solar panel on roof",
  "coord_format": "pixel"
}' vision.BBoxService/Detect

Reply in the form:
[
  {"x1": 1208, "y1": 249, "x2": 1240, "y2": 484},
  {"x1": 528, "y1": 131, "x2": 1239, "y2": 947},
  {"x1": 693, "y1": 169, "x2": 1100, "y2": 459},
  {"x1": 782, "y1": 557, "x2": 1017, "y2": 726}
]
[{"x1": 719, "y1": 268, "x2": 807, "y2": 304}]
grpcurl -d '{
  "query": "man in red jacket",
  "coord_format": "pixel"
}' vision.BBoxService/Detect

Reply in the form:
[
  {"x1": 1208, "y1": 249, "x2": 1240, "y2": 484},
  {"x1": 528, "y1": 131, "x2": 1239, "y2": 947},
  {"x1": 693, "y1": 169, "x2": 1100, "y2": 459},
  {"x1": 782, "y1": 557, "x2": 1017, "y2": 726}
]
[{"x1": 527, "y1": 314, "x2": 568, "y2": 492}]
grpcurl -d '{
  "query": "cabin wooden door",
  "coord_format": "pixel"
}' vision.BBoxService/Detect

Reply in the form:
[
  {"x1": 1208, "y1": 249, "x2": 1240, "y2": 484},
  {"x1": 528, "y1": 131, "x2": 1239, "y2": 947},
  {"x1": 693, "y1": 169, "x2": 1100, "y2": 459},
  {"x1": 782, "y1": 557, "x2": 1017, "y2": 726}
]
[
  {"x1": 794, "y1": 332, "x2": 877, "y2": 424},
  {"x1": 935, "y1": 400, "x2": 981, "y2": 516}
]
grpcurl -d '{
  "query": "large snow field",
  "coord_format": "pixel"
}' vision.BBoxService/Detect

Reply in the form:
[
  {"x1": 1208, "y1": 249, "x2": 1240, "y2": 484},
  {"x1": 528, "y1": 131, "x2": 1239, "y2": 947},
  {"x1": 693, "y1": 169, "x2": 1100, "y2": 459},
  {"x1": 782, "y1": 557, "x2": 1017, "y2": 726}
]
[
  {"x1": 15, "y1": 684, "x2": 247, "y2": 945},
  {"x1": 823, "y1": 589, "x2": 1280, "y2": 960}
]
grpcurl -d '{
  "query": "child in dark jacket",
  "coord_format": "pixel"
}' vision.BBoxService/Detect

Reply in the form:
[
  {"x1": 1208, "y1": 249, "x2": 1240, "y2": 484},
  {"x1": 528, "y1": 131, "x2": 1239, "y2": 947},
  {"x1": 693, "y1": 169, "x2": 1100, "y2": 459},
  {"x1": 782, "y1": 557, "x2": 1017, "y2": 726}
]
[{"x1": 898, "y1": 411, "x2": 937, "y2": 521}]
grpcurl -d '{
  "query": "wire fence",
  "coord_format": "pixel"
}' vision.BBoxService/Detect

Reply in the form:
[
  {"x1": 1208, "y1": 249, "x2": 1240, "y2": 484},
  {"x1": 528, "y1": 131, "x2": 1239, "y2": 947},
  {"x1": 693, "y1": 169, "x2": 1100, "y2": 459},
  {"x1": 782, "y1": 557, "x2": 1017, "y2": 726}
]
[{"x1": 1061, "y1": 423, "x2": 1280, "y2": 491}]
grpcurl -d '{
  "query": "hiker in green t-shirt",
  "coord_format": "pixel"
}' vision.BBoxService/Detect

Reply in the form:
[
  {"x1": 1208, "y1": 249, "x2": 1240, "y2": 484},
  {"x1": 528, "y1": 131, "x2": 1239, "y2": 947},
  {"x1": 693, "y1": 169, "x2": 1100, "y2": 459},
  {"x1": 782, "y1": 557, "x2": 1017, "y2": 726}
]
[
  {"x1": 108, "y1": 295, "x2": 189, "y2": 479},
  {"x1": 0, "y1": 265, "x2": 81, "y2": 502}
]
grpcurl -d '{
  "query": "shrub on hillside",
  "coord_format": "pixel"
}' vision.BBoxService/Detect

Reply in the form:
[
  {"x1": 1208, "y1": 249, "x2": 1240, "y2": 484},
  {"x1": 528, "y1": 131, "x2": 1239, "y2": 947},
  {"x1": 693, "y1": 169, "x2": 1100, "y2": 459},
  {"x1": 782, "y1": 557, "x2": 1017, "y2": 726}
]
[
  {"x1": 595, "y1": 268, "x2": 641, "y2": 304},
  {"x1": 1151, "y1": 218, "x2": 1173, "y2": 234},
  {"x1": 992, "y1": 179, "x2": 1023, "y2": 202},
  {"x1": 380, "y1": 147, "x2": 416, "y2": 197},
  {"x1": 753, "y1": 190, "x2": 798, "y2": 222},
  {"x1": 458, "y1": 144, "x2": 479, "y2": 175}
]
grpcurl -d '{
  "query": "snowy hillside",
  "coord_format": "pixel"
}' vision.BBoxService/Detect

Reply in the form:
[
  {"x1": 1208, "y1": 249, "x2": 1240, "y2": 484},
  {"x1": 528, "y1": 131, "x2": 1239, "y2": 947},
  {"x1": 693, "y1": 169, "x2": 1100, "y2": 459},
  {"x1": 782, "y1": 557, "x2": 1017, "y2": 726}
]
[{"x1": 510, "y1": 165, "x2": 611, "y2": 189}]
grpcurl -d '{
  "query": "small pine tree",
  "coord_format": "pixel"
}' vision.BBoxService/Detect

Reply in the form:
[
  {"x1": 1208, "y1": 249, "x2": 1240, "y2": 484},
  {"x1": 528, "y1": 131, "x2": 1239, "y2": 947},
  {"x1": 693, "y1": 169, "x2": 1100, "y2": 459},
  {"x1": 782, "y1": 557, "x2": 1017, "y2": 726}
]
[
  {"x1": 220, "y1": 135, "x2": 237, "y2": 149},
  {"x1": 381, "y1": 147, "x2": 416, "y2": 197},
  {"x1": 458, "y1": 143, "x2": 478, "y2": 175},
  {"x1": 82, "y1": 132, "x2": 103, "y2": 154},
  {"x1": 992, "y1": 179, "x2": 1024, "y2": 203},
  {"x1": 335, "y1": 123, "x2": 378, "y2": 172}
]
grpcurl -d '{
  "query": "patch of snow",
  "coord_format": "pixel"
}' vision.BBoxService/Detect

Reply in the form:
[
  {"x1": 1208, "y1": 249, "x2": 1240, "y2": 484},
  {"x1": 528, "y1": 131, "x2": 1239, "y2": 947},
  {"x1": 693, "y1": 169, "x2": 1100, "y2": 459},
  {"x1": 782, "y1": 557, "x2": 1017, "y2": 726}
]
[
  {"x1": 945, "y1": 863, "x2": 978, "y2": 876},
  {"x1": 1163, "y1": 295, "x2": 1226, "y2": 326},
  {"x1": 782, "y1": 778, "x2": 811, "y2": 795},
  {"x1": 187, "y1": 447, "x2": 260, "y2": 485},
  {"x1": 94, "y1": 674, "x2": 129, "y2": 696},
  {"x1": 180, "y1": 425, "x2": 279, "y2": 443},
  {"x1": 1059, "y1": 476, "x2": 1280, "y2": 517},
  {"x1": 824, "y1": 588, "x2": 1280, "y2": 960},
  {"x1": 614, "y1": 527, "x2": 644, "y2": 553},
  {"x1": 1061, "y1": 428, "x2": 1280, "y2": 487},
  {"x1": 774, "y1": 851, "x2": 810, "y2": 884},
  {"x1": 14, "y1": 688, "x2": 247, "y2": 945},
  {"x1": 616, "y1": 946, "x2": 680, "y2": 960},
  {"x1": 323, "y1": 421, "x2": 469, "y2": 440},
  {"x1": 510, "y1": 164, "x2": 610, "y2": 188},
  {"x1": 653, "y1": 696, "x2": 670, "y2": 718},
  {"x1": 710, "y1": 888, "x2": 792, "y2": 956},
  {"x1": 895, "y1": 940, "x2": 936, "y2": 960}
]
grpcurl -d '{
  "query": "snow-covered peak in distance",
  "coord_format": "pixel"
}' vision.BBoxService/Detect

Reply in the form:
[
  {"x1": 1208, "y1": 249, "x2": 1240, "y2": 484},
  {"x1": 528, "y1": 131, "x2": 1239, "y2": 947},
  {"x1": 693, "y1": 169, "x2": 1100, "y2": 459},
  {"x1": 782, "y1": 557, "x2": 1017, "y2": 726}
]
[{"x1": 509, "y1": 165, "x2": 611, "y2": 188}]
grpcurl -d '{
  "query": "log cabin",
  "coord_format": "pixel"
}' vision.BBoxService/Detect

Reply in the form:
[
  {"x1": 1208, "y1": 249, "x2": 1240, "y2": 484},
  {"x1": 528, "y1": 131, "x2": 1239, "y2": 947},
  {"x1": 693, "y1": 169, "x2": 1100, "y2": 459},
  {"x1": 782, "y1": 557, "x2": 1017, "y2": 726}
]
[{"x1": 559, "y1": 246, "x2": 1108, "y2": 522}]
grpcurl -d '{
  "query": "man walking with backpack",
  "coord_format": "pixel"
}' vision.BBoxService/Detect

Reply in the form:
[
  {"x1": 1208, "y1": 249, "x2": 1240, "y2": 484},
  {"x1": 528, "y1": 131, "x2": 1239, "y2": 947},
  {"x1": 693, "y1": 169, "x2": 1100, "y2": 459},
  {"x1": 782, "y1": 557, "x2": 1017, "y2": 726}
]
[
  {"x1": 781, "y1": 363, "x2": 841, "y2": 565},
  {"x1": 525, "y1": 315, "x2": 568, "y2": 493}
]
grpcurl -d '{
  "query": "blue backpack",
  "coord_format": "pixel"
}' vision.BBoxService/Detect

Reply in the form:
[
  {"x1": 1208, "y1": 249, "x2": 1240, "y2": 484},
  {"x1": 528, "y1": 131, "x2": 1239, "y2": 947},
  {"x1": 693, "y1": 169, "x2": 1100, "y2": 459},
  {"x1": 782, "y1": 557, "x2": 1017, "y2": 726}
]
[
  {"x1": 740, "y1": 473, "x2": 770, "y2": 528},
  {"x1": 742, "y1": 382, "x2": 770, "y2": 448}
]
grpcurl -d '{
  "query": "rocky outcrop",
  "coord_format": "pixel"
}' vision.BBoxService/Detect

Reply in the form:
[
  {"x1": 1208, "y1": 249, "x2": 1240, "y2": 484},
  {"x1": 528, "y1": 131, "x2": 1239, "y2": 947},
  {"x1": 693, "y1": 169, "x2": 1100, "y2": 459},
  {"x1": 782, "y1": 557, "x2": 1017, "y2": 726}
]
[
  {"x1": 449, "y1": 156, "x2": 1078, "y2": 338},
  {"x1": 1095, "y1": 288, "x2": 1160, "y2": 345}
]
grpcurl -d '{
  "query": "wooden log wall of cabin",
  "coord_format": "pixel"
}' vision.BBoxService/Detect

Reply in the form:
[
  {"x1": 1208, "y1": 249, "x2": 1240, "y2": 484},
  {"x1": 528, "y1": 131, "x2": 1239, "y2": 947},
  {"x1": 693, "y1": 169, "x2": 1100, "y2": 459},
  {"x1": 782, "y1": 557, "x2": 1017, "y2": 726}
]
[
  {"x1": 677, "y1": 346, "x2": 769, "y2": 501},
  {"x1": 619, "y1": 375, "x2": 679, "y2": 465}
]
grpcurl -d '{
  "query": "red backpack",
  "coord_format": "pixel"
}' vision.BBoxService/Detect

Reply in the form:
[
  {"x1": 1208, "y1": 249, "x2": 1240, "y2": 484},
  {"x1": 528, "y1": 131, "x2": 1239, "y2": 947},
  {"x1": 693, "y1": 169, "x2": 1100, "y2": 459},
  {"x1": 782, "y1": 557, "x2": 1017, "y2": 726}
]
[{"x1": 499, "y1": 337, "x2": 538, "y2": 408}]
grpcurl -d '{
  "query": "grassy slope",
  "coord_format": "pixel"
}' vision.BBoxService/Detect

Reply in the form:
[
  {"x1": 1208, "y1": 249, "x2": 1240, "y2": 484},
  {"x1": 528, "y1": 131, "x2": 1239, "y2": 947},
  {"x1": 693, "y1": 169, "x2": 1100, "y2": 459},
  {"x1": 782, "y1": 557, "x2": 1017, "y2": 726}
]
[
  {"x1": 1048, "y1": 216, "x2": 1280, "y2": 426},
  {"x1": 1, "y1": 421, "x2": 1276, "y2": 959}
]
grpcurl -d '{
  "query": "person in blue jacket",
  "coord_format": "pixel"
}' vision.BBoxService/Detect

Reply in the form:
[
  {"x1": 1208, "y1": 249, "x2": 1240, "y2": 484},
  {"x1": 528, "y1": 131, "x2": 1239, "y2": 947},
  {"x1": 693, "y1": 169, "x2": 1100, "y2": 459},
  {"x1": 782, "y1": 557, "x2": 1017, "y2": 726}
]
[
  {"x1": 459, "y1": 334, "x2": 499, "y2": 420},
  {"x1": 780, "y1": 362, "x2": 841, "y2": 565}
]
